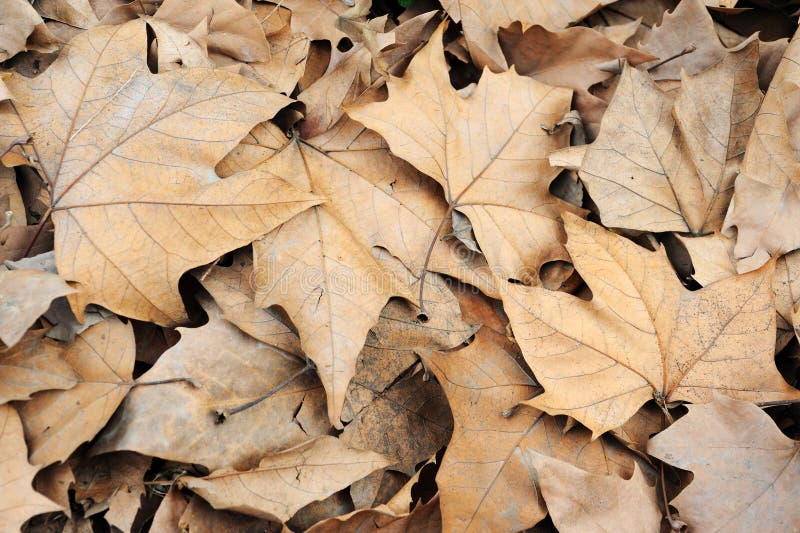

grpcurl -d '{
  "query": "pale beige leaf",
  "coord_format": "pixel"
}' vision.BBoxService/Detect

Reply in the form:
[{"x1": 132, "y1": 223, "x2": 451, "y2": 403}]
[
  {"x1": 527, "y1": 454, "x2": 660, "y2": 533},
  {"x1": 441, "y1": 0, "x2": 615, "y2": 70},
  {"x1": 306, "y1": 494, "x2": 441, "y2": 533},
  {"x1": 92, "y1": 297, "x2": 329, "y2": 471},
  {"x1": 147, "y1": 18, "x2": 214, "y2": 72},
  {"x1": 279, "y1": 0, "x2": 361, "y2": 45},
  {"x1": 150, "y1": 486, "x2": 188, "y2": 533},
  {"x1": 0, "y1": 269, "x2": 75, "y2": 347},
  {"x1": 3, "y1": 20, "x2": 320, "y2": 325},
  {"x1": 34, "y1": 0, "x2": 100, "y2": 29},
  {"x1": 247, "y1": 6, "x2": 310, "y2": 95},
  {"x1": 501, "y1": 214, "x2": 800, "y2": 437},
  {"x1": 0, "y1": 0, "x2": 59, "y2": 62},
  {"x1": 648, "y1": 395, "x2": 800, "y2": 531},
  {"x1": 181, "y1": 436, "x2": 391, "y2": 522},
  {"x1": 15, "y1": 317, "x2": 135, "y2": 466},
  {"x1": 0, "y1": 404, "x2": 62, "y2": 531},
  {"x1": 154, "y1": 0, "x2": 269, "y2": 63},
  {"x1": 0, "y1": 330, "x2": 78, "y2": 404},
  {"x1": 348, "y1": 22, "x2": 581, "y2": 289},
  {"x1": 421, "y1": 330, "x2": 641, "y2": 532}
]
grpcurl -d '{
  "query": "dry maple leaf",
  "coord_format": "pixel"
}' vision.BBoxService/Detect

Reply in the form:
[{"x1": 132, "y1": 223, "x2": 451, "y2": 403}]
[
  {"x1": 553, "y1": 42, "x2": 761, "y2": 234},
  {"x1": 14, "y1": 317, "x2": 135, "y2": 466},
  {"x1": 723, "y1": 26, "x2": 800, "y2": 273},
  {"x1": 0, "y1": 268, "x2": 75, "y2": 346},
  {"x1": 525, "y1": 453, "x2": 661, "y2": 533},
  {"x1": 3, "y1": 20, "x2": 321, "y2": 325},
  {"x1": 648, "y1": 395, "x2": 800, "y2": 531},
  {"x1": 181, "y1": 436, "x2": 391, "y2": 523},
  {"x1": 440, "y1": 0, "x2": 616, "y2": 70},
  {"x1": 0, "y1": 404, "x2": 62, "y2": 531},
  {"x1": 420, "y1": 330, "x2": 643, "y2": 532},
  {"x1": 0, "y1": 329, "x2": 78, "y2": 404},
  {"x1": 348, "y1": 21, "x2": 582, "y2": 302},
  {"x1": 501, "y1": 214, "x2": 800, "y2": 437},
  {"x1": 92, "y1": 296, "x2": 329, "y2": 471}
]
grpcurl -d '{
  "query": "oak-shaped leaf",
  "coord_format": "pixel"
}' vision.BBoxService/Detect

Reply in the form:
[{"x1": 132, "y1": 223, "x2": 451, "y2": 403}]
[
  {"x1": 648, "y1": 395, "x2": 800, "y2": 531},
  {"x1": 0, "y1": 404, "x2": 62, "y2": 532},
  {"x1": 501, "y1": 214, "x2": 800, "y2": 437},
  {"x1": 348, "y1": 21, "x2": 583, "y2": 290},
  {"x1": 15, "y1": 317, "x2": 135, "y2": 466},
  {"x1": 181, "y1": 436, "x2": 390, "y2": 523},
  {"x1": 552, "y1": 41, "x2": 762, "y2": 234},
  {"x1": 92, "y1": 297, "x2": 329, "y2": 471},
  {"x1": 2, "y1": 20, "x2": 321, "y2": 325},
  {"x1": 420, "y1": 330, "x2": 643, "y2": 532}
]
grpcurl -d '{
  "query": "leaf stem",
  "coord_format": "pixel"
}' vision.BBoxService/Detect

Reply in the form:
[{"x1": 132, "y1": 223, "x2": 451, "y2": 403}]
[
  {"x1": 22, "y1": 206, "x2": 52, "y2": 258},
  {"x1": 132, "y1": 377, "x2": 201, "y2": 389},
  {"x1": 647, "y1": 45, "x2": 697, "y2": 73},
  {"x1": 416, "y1": 204, "x2": 454, "y2": 321}
]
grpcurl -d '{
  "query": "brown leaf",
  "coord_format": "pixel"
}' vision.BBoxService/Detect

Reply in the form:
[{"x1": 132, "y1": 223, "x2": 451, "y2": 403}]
[
  {"x1": 197, "y1": 249, "x2": 302, "y2": 356},
  {"x1": 153, "y1": 0, "x2": 269, "y2": 63},
  {"x1": 92, "y1": 297, "x2": 329, "y2": 471},
  {"x1": 150, "y1": 486, "x2": 188, "y2": 533},
  {"x1": 526, "y1": 454, "x2": 661, "y2": 533},
  {"x1": 3, "y1": 20, "x2": 320, "y2": 325},
  {"x1": 501, "y1": 214, "x2": 800, "y2": 437},
  {"x1": 0, "y1": 269, "x2": 75, "y2": 347},
  {"x1": 441, "y1": 0, "x2": 616, "y2": 70},
  {"x1": 0, "y1": 404, "x2": 62, "y2": 531},
  {"x1": 33, "y1": 461, "x2": 75, "y2": 516},
  {"x1": 306, "y1": 493, "x2": 441, "y2": 533},
  {"x1": 554, "y1": 42, "x2": 761, "y2": 234},
  {"x1": 723, "y1": 26, "x2": 800, "y2": 273},
  {"x1": 280, "y1": 0, "x2": 364, "y2": 45},
  {"x1": 146, "y1": 18, "x2": 214, "y2": 72},
  {"x1": 420, "y1": 330, "x2": 641, "y2": 532},
  {"x1": 181, "y1": 436, "x2": 391, "y2": 522},
  {"x1": 15, "y1": 317, "x2": 135, "y2": 466},
  {"x1": 247, "y1": 4, "x2": 310, "y2": 94},
  {"x1": 34, "y1": 0, "x2": 100, "y2": 29},
  {"x1": 0, "y1": 0, "x2": 60, "y2": 62},
  {"x1": 178, "y1": 495, "x2": 280, "y2": 533},
  {"x1": 648, "y1": 395, "x2": 800, "y2": 530},
  {"x1": 348, "y1": 22, "x2": 582, "y2": 290},
  {"x1": 0, "y1": 330, "x2": 78, "y2": 404}
]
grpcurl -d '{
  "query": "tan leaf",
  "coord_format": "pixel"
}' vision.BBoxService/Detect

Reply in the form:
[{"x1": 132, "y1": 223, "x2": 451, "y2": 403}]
[
  {"x1": 146, "y1": 18, "x2": 214, "y2": 72},
  {"x1": 0, "y1": 330, "x2": 78, "y2": 404},
  {"x1": 501, "y1": 214, "x2": 800, "y2": 437},
  {"x1": 150, "y1": 486, "x2": 188, "y2": 533},
  {"x1": 0, "y1": 404, "x2": 62, "y2": 531},
  {"x1": 0, "y1": 0, "x2": 60, "y2": 62},
  {"x1": 0, "y1": 269, "x2": 75, "y2": 347},
  {"x1": 15, "y1": 317, "x2": 135, "y2": 466},
  {"x1": 306, "y1": 493, "x2": 441, "y2": 533},
  {"x1": 34, "y1": 0, "x2": 100, "y2": 29},
  {"x1": 723, "y1": 26, "x2": 800, "y2": 273},
  {"x1": 595, "y1": 17, "x2": 643, "y2": 45},
  {"x1": 639, "y1": 0, "x2": 726, "y2": 80},
  {"x1": 33, "y1": 461, "x2": 75, "y2": 516},
  {"x1": 92, "y1": 297, "x2": 329, "y2": 471},
  {"x1": 247, "y1": 5, "x2": 310, "y2": 94},
  {"x1": 197, "y1": 249, "x2": 302, "y2": 356},
  {"x1": 555, "y1": 42, "x2": 761, "y2": 234},
  {"x1": 526, "y1": 454, "x2": 661, "y2": 533},
  {"x1": 420, "y1": 330, "x2": 641, "y2": 532},
  {"x1": 648, "y1": 395, "x2": 800, "y2": 531},
  {"x1": 3, "y1": 20, "x2": 320, "y2": 325},
  {"x1": 178, "y1": 494, "x2": 280, "y2": 533},
  {"x1": 441, "y1": 0, "x2": 616, "y2": 70},
  {"x1": 498, "y1": 22, "x2": 657, "y2": 134},
  {"x1": 181, "y1": 436, "x2": 391, "y2": 522},
  {"x1": 153, "y1": 0, "x2": 269, "y2": 63},
  {"x1": 348, "y1": 22, "x2": 581, "y2": 291},
  {"x1": 279, "y1": 0, "x2": 365, "y2": 45}
]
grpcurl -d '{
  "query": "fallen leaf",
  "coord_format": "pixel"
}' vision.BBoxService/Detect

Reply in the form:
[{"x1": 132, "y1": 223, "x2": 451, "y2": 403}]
[
  {"x1": 280, "y1": 0, "x2": 365, "y2": 45},
  {"x1": 153, "y1": 0, "x2": 269, "y2": 63},
  {"x1": 723, "y1": 26, "x2": 800, "y2": 273},
  {"x1": 34, "y1": 0, "x2": 100, "y2": 29},
  {"x1": 526, "y1": 454, "x2": 660, "y2": 533},
  {"x1": 0, "y1": 0, "x2": 60, "y2": 62},
  {"x1": 420, "y1": 330, "x2": 642, "y2": 532},
  {"x1": 33, "y1": 461, "x2": 75, "y2": 516},
  {"x1": 0, "y1": 329, "x2": 78, "y2": 404},
  {"x1": 441, "y1": 0, "x2": 616, "y2": 70},
  {"x1": 348, "y1": 22, "x2": 582, "y2": 291},
  {"x1": 3, "y1": 20, "x2": 320, "y2": 324},
  {"x1": 648, "y1": 394, "x2": 800, "y2": 531},
  {"x1": 181, "y1": 436, "x2": 391, "y2": 522},
  {"x1": 0, "y1": 269, "x2": 75, "y2": 347},
  {"x1": 178, "y1": 495, "x2": 280, "y2": 533},
  {"x1": 0, "y1": 404, "x2": 62, "y2": 531},
  {"x1": 146, "y1": 18, "x2": 214, "y2": 72},
  {"x1": 501, "y1": 214, "x2": 800, "y2": 437},
  {"x1": 306, "y1": 493, "x2": 441, "y2": 532},
  {"x1": 554, "y1": 42, "x2": 761, "y2": 234},
  {"x1": 15, "y1": 317, "x2": 135, "y2": 466},
  {"x1": 92, "y1": 297, "x2": 329, "y2": 471},
  {"x1": 149, "y1": 486, "x2": 188, "y2": 533}
]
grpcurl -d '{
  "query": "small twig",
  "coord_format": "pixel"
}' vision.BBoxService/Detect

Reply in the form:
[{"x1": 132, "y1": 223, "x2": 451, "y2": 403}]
[
  {"x1": 131, "y1": 377, "x2": 200, "y2": 389},
  {"x1": 215, "y1": 359, "x2": 316, "y2": 423},
  {"x1": 648, "y1": 45, "x2": 697, "y2": 72},
  {"x1": 757, "y1": 399, "x2": 800, "y2": 408},
  {"x1": 653, "y1": 391, "x2": 675, "y2": 425}
]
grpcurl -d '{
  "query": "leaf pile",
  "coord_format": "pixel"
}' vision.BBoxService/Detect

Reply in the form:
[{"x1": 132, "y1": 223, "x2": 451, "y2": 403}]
[{"x1": 2, "y1": 0, "x2": 800, "y2": 531}]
